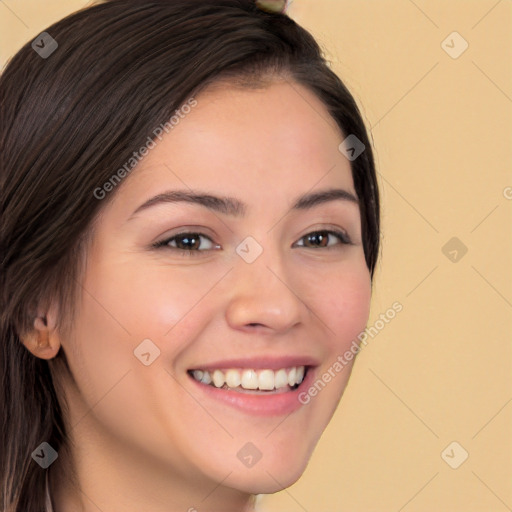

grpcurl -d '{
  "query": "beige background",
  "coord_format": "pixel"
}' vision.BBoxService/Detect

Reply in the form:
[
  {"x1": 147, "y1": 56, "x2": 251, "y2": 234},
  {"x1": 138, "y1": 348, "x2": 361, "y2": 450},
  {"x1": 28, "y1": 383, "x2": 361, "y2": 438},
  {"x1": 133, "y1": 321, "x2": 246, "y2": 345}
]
[{"x1": 1, "y1": 1, "x2": 511, "y2": 511}]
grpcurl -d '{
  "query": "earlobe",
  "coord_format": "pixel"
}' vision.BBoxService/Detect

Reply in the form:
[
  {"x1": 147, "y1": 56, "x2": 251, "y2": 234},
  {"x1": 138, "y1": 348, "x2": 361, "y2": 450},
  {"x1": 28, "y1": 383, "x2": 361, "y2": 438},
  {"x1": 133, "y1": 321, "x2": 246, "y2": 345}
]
[{"x1": 20, "y1": 310, "x2": 61, "y2": 360}]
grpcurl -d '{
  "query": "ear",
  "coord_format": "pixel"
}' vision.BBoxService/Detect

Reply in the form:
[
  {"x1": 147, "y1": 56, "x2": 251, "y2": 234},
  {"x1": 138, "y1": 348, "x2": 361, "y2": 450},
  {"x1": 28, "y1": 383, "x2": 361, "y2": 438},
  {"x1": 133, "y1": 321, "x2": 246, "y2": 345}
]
[{"x1": 19, "y1": 302, "x2": 61, "y2": 360}]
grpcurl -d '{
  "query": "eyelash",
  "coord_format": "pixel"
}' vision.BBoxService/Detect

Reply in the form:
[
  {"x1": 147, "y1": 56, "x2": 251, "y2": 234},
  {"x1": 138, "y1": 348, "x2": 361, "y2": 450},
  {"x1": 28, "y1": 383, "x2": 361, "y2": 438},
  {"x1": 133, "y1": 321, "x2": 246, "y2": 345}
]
[{"x1": 151, "y1": 229, "x2": 353, "y2": 256}]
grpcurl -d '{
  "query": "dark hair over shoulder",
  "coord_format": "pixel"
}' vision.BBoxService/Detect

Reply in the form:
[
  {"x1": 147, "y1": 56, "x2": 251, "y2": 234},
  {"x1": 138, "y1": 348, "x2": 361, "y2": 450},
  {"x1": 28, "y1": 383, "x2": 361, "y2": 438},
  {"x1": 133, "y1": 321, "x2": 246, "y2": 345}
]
[{"x1": 0, "y1": 1, "x2": 380, "y2": 509}]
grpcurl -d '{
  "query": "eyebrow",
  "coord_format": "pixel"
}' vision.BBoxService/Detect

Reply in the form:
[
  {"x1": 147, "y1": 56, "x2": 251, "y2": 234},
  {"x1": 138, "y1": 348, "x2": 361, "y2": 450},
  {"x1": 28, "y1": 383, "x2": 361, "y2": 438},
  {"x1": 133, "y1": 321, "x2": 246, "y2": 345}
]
[{"x1": 128, "y1": 187, "x2": 359, "y2": 220}]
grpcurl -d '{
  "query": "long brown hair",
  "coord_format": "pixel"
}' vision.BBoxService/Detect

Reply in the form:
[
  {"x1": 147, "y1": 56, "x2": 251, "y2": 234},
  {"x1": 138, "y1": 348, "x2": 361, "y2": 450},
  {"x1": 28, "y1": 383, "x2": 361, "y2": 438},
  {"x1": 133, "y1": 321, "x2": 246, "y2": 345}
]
[{"x1": 0, "y1": 1, "x2": 380, "y2": 509}]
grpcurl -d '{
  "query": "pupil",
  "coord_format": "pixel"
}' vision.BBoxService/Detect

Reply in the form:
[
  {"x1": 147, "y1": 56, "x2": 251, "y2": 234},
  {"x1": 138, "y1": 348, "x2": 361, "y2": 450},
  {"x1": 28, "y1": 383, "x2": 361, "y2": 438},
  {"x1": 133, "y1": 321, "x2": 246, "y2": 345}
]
[
  {"x1": 307, "y1": 231, "x2": 328, "y2": 248},
  {"x1": 178, "y1": 234, "x2": 199, "y2": 250}
]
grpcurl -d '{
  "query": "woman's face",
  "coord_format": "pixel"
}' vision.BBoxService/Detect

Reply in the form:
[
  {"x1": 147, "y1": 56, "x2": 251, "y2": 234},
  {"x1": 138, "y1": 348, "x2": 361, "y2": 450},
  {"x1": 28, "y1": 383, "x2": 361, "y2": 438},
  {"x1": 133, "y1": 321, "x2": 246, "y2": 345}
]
[{"x1": 55, "y1": 79, "x2": 371, "y2": 503}]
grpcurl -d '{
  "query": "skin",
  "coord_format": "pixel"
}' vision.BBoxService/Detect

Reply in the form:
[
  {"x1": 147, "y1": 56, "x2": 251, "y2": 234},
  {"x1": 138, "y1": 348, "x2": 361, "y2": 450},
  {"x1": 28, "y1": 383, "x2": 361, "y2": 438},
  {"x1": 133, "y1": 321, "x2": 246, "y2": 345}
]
[{"x1": 23, "y1": 78, "x2": 372, "y2": 512}]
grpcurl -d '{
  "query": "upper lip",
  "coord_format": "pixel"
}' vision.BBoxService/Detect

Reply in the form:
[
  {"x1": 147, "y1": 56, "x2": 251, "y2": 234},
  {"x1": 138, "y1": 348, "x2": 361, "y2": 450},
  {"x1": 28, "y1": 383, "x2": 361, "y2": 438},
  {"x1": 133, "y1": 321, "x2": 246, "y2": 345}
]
[{"x1": 189, "y1": 355, "x2": 320, "y2": 371}]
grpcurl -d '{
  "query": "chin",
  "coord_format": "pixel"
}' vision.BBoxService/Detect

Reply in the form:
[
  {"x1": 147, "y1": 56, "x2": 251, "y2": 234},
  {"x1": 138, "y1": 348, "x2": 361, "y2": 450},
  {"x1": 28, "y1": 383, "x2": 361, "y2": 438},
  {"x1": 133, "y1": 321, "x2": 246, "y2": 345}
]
[
  {"x1": 218, "y1": 448, "x2": 313, "y2": 495},
  {"x1": 230, "y1": 471, "x2": 304, "y2": 495}
]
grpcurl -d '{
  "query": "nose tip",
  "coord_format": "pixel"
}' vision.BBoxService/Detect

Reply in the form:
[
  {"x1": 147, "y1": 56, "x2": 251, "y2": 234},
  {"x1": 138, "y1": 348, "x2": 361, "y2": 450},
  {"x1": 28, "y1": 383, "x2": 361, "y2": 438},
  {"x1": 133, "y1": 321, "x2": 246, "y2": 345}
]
[{"x1": 225, "y1": 262, "x2": 303, "y2": 334}]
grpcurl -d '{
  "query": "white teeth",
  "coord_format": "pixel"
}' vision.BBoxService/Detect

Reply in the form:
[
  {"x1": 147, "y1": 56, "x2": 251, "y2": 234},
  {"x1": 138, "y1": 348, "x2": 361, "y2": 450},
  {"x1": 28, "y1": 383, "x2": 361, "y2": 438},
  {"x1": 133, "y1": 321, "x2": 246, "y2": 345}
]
[
  {"x1": 287, "y1": 367, "x2": 297, "y2": 386},
  {"x1": 212, "y1": 369, "x2": 225, "y2": 388},
  {"x1": 225, "y1": 369, "x2": 241, "y2": 388},
  {"x1": 274, "y1": 369, "x2": 288, "y2": 389},
  {"x1": 296, "y1": 365, "x2": 305, "y2": 384},
  {"x1": 190, "y1": 366, "x2": 307, "y2": 391},
  {"x1": 258, "y1": 369, "x2": 274, "y2": 390},
  {"x1": 241, "y1": 369, "x2": 259, "y2": 390},
  {"x1": 200, "y1": 371, "x2": 212, "y2": 385}
]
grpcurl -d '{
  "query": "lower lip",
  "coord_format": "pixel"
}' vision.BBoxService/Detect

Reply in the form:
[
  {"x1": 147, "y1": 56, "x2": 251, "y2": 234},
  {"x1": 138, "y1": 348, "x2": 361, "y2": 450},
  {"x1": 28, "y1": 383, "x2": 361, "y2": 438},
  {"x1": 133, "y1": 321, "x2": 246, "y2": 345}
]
[{"x1": 188, "y1": 367, "x2": 316, "y2": 417}]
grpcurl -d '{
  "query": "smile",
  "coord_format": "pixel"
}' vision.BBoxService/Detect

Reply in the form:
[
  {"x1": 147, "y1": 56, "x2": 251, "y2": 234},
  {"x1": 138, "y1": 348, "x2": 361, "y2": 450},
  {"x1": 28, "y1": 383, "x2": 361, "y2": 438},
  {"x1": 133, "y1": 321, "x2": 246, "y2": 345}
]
[
  {"x1": 186, "y1": 363, "x2": 316, "y2": 416},
  {"x1": 187, "y1": 366, "x2": 307, "y2": 394}
]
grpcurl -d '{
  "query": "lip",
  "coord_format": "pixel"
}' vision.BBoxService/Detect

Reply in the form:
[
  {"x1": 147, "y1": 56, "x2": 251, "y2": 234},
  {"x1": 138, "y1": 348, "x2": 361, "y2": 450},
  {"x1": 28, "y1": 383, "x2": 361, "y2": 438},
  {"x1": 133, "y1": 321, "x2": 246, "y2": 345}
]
[
  {"x1": 187, "y1": 364, "x2": 317, "y2": 417},
  {"x1": 188, "y1": 355, "x2": 320, "y2": 371}
]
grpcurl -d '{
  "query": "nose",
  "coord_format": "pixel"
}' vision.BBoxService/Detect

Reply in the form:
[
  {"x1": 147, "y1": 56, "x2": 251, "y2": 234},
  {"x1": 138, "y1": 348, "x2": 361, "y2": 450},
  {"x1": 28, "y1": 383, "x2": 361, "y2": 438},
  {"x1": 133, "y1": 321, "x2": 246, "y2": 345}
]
[{"x1": 224, "y1": 251, "x2": 304, "y2": 334}]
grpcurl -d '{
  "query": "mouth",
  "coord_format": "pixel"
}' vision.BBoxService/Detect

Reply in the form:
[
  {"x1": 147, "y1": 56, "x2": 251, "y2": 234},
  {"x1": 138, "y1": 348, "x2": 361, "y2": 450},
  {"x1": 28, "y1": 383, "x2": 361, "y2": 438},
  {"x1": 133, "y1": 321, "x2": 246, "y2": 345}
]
[
  {"x1": 187, "y1": 365, "x2": 308, "y2": 394},
  {"x1": 186, "y1": 362, "x2": 317, "y2": 416}
]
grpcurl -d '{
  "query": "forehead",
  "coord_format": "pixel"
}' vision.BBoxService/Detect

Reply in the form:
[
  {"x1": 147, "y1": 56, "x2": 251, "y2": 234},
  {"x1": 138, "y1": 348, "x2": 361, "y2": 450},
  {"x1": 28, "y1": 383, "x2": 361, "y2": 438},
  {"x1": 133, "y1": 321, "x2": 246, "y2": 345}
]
[{"x1": 105, "y1": 79, "x2": 355, "y2": 219}]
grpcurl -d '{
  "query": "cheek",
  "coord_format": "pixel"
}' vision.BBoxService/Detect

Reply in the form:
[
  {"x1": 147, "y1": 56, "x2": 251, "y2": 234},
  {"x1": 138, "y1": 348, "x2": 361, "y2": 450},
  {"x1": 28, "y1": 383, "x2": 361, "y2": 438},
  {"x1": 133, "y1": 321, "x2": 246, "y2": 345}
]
[
  {"x1": 76, "y1": 259, "x2": 229, "y2": 382},
  {"x1": 123, "y1": 265, "x2": 230, "y2": 366},
  {"x1": 294, "y1": 264, "x2": 371, "y2": 429},
  {"x1": 83, "y1": 253, "x2": 213, "y2": 337},
  {"x1": 318, "y1": 264, "x2": 372, "y2": 353}
]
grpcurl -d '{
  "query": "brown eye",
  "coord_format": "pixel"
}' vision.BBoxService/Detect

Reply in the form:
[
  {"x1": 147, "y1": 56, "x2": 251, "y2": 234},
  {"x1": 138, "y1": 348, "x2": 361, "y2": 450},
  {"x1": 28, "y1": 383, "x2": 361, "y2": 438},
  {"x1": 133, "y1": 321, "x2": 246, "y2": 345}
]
[
  {"x1": 171, "y1": 233, "x2": 202, "y2": 251},
  {"x1": 295, "y1": 229, "x2": 352, "y2": 249},
  {"x1": 152, "y1": 232, "x2": 219, "y2": 255}
]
